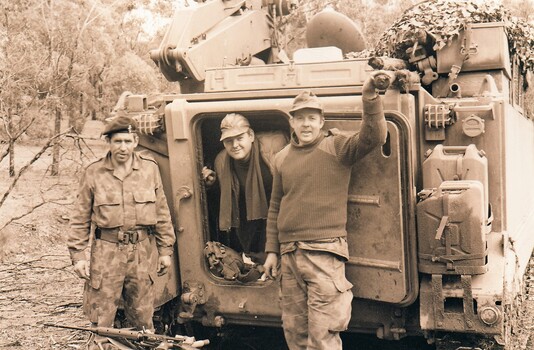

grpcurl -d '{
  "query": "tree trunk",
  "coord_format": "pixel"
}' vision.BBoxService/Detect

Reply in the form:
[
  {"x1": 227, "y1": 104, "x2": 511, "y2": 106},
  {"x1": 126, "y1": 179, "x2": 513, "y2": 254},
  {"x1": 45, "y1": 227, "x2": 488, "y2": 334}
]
[
  {"x1": 8, "y1": 139, "x2": 15, "y2": 178},
  {"x1": 51, "y1": 107, "x2": 61, "y2": 176},
  {"x1": 79, "y1": 93, "x2": 84, "y2": 120},
  {"x1": 7, "y1": 110, "x2": 15, "y2": 177}
]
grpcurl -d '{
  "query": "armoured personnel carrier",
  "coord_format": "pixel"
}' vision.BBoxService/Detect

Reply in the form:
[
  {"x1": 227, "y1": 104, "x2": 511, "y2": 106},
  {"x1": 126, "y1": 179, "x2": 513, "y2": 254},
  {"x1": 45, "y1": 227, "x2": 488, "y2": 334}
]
[{"x1": 113, "y1": 0, "x2": 534, "y2": 348}]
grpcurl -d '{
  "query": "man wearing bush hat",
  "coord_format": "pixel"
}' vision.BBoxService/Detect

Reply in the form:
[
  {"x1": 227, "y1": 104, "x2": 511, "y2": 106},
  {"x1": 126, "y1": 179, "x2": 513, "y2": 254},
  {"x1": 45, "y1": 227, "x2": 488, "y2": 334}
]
[
  {"x1": 288, "y1": 89, "x2": 324, "y2": 114},
  {"x1": 264, "y1": 73, "x2": 390, "y2": 350},
  {"x1": 68, "y1": 115, "x2": 175, "y2": 348},
  {"x1": 202, "y1": 113, "x2": 287, "y2": 264}
]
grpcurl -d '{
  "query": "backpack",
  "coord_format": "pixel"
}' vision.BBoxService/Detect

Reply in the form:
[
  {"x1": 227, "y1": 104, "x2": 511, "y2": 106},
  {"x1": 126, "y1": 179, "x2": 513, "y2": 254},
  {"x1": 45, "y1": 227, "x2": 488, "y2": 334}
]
[{"x1": 204, "y1": 241, "x2": 264, "y2": 283}]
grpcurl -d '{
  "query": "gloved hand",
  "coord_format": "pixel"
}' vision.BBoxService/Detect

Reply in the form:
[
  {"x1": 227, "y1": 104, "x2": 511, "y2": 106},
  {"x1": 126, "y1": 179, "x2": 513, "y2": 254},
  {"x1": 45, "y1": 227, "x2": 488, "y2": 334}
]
[
  {"x1": 73, "y1": 260, "x2": 90, "y2": 280},
  {"x1": 202, "y1": 166, "x2": 216, "y2": 186}
]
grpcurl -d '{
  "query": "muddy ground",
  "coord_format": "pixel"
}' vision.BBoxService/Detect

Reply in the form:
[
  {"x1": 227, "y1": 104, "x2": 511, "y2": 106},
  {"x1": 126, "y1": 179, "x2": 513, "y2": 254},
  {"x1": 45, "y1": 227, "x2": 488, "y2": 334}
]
[{"x1": 0, "y1": 136, "x2": 532, "y2": 350}]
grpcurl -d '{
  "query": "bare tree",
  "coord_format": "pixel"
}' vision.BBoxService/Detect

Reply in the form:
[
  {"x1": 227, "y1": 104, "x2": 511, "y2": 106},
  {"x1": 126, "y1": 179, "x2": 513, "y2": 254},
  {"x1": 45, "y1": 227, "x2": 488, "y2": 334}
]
[
  {"x1": 1, "y1": 111, "x2": 36, "y2": 176},
  {"x1": 0, "y1": 128, "x2": 99, "y2": 233},
  {"x1": 0, "y1": 1, "x2": 48, "y2": 176}
]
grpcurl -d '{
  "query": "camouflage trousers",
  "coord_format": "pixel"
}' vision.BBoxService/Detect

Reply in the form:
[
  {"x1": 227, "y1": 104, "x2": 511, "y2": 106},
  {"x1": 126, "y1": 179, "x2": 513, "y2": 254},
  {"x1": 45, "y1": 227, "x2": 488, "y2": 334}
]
[
  {"x1": 83, "y1": 235, "x2": 157, "y2": 330},
  {"x1": 280, "y1": 246, "x2": 353, "y2": 350}
]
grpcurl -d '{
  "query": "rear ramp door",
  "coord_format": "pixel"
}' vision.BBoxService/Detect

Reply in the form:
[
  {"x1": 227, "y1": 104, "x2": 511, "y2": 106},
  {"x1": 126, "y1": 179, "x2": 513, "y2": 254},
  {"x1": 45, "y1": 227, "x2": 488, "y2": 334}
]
[{"x1": 325, "y1": 117, "x2": 414, "y2": 305}]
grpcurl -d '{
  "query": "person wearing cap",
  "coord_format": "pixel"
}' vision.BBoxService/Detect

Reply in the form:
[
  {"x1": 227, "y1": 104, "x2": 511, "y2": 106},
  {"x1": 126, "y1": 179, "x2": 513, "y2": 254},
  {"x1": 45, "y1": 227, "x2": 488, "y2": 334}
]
[
  {"x1": 202, "y1": 113, "x2": 286, "y2": 264},
  {"x1": 68, "y1": 116, "x2": 175, "y2": 347},
  {"x1": 263, "y1": 73, "x2": 389, "y2": 350}
]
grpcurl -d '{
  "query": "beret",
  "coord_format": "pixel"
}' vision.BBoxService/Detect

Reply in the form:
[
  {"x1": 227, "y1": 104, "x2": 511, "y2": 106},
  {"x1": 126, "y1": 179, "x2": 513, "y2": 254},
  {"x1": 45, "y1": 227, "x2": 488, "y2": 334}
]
[{"x1": 102, "y1": 116, "x2": 138, "y2": 136}]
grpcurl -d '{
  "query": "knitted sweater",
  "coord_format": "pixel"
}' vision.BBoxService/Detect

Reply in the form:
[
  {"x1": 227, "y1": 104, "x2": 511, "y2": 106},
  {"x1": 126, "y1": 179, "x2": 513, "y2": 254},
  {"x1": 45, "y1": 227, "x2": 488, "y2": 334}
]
[{"x1": 265, "y1": 96, "x2": 386, "y2": 254}]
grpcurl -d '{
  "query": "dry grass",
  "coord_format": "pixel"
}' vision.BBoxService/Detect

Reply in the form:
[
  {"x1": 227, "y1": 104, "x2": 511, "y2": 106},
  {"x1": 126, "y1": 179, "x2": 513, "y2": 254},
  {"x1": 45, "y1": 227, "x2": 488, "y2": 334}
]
[{"x1": 0, "y1": 138, "x2": 107, "y2": 349}]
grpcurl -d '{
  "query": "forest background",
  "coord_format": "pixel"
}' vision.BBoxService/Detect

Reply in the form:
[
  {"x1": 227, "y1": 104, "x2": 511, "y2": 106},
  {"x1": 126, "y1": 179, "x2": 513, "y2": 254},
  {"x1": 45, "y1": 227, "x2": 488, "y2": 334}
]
[
  {"x1": 0, "y1": 0, "x2": 534, "y2": 348},
  {"x1": 1, "y1": 0, "x2": 533, "y2": 177}
]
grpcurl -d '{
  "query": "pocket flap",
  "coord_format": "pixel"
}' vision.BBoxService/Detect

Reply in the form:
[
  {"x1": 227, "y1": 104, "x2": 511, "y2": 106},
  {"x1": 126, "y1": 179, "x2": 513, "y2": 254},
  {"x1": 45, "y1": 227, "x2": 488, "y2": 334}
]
[
  {"x1": 89, "y1": 270, "x2": 102, "y2": 289},
  {"x1": 134, "y1": 190, "x2": 156, "y2": 203},
  {"x1": 148, "y1": 271, "x2": 156, "y2": 285},
  {"x1": 333, "y1": 275, "x2": 353, "y2": 293},
  {"x1": 94, "y1": 191, "x2": 121, "y2": 206}
]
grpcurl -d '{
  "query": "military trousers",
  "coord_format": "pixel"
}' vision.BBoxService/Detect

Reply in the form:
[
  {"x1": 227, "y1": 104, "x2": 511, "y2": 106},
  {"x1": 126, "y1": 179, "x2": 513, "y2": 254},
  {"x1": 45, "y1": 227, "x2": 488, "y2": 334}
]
[
  {"x1": 84, "y1": 235, "x2": 157, "y2": 330},
  {"x1": 280, "y1": 242, "x2": 353, "y2": 350}
]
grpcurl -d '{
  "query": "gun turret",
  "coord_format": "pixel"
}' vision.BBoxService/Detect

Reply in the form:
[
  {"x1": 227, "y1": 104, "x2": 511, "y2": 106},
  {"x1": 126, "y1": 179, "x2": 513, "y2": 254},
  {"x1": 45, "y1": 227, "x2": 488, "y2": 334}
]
[{"x1": 149, "y1": 0, "x2": 296, "y2": 92}]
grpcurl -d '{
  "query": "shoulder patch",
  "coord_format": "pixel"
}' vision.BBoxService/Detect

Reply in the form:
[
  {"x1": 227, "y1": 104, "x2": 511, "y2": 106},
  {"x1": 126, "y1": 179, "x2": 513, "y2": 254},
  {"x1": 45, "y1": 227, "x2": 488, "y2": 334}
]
[{"x1": 138, "y1": 151, "x2": 158, "y2": 164}]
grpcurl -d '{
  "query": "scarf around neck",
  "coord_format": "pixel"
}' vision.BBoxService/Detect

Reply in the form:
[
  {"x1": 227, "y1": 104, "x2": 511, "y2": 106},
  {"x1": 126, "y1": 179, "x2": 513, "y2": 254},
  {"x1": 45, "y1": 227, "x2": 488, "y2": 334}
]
[{"x1": 218, "y1": 140, "x2": 268, "y2": 231}]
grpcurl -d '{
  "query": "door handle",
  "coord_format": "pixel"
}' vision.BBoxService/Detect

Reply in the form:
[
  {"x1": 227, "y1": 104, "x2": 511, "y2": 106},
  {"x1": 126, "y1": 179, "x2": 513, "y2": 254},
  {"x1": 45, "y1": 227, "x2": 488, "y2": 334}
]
[{"x1": 175, "y1": 186, "x2": 193, "y2": 233}]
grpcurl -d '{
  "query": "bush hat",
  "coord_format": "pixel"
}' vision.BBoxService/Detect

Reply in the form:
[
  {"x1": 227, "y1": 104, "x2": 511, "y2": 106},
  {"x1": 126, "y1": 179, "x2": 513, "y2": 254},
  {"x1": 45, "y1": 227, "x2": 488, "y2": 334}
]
[
  {"x1": 220, "y1": 113, "x2": 251, "y2": 141},
  {"x1": 289, "y1": 90, "x2": 323, "y2": 116},
  {"x1": 102, "y1": 116, "x2": 138, "y2": 136}
]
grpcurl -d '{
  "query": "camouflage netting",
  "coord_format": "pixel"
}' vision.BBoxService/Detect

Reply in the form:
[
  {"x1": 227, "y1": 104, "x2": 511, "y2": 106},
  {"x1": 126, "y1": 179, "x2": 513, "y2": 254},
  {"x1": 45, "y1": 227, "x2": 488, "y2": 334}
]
[{"x1": 361, "y1": 0, "x2": 534, "y2": 74}]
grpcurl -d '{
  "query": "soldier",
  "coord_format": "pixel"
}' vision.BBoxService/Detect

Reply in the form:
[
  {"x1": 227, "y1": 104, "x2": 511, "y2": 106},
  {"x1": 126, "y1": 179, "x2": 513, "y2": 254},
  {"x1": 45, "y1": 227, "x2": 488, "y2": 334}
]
[
  {"x1": 68, "y1": 116, "x2": 175, "y2": 348},
  {"x1": 202, "y1": 113, "x2": 287, "y2": 264},
  {"x1": 263, "y1": 74, "x2": 388, "y2": 350}
]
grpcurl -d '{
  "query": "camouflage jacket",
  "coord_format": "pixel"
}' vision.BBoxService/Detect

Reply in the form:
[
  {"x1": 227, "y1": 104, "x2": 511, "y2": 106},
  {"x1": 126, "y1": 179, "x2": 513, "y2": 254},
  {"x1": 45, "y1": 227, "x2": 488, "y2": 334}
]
[{"x1": 68, "y1": 151, "x2": 175, "y2": 263}]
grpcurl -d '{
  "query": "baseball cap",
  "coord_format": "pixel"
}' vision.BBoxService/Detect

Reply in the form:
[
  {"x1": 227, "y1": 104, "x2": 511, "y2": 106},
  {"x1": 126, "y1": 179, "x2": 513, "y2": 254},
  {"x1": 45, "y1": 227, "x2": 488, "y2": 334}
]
[
  {"x1": 220, "y1": 113, "x2": 250, "y2": 141},
  {"x1": 102, "y1": 116, "x2": 138, "y2": 136},
  {"x1": 289, "y1": 90, "x2": 323, "y2": 116}
]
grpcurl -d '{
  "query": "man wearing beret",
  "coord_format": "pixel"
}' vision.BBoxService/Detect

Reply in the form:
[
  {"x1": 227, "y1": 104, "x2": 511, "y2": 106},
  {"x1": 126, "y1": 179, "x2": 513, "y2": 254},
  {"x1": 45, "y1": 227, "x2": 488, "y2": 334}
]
[
  {"x1": 68, "y1": 116, "x2": 175, "y2": 348},
  {"x1": 263, "y1": 73, "x2": 389, "y2": 349}
]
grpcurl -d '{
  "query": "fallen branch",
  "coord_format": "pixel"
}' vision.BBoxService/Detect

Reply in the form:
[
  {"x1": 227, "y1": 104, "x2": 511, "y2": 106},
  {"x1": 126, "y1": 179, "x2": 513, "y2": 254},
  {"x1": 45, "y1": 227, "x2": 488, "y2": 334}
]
[
  {"x1": 66, "y1": 130, "x2": 100, "y2": 167},
  {"x1": 0, "y1": 340, "x2": 22, "y2": 348},
  {"x1": 0, "y1": 265, "x2": 75, "y2": 279},
  {"x1": 55, "y1": 302, "x2": 83, "y2": 309},
  {"x1": 0, "y1": 254, "x2": 69, "y2": 271},
  {"x1": 0, "y1": 287, "x2": 24, "y2": 293},
  {"x1": 0, "y1": 201, "x2": 47, "y2": 231},
  {"x1": 0, "y1": 127, "x2": 73, "y2": 208}
]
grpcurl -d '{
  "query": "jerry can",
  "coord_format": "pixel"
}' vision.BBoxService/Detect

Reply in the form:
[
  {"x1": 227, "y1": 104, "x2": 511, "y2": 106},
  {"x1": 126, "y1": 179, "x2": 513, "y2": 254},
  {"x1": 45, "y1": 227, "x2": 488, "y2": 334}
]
[
  {"x1": 417, "y1": 180, "x2": 488, "y2": 275},
  {"x1": 436, "y1": 22, "x2": 511, "y2": 78},
  {"x1": 422, "y1": 144, "x2": 489, "y2": 230}
]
